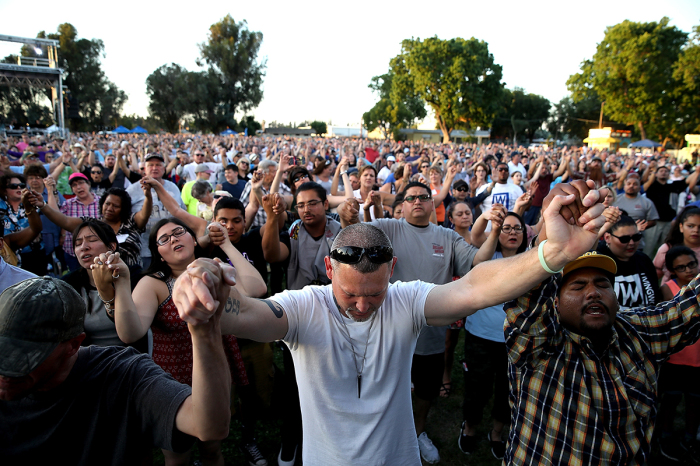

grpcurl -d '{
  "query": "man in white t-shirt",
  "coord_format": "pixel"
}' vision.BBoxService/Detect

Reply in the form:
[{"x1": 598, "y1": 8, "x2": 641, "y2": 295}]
[
  {"x1": 508, "y1": 152, "x2": 526, "y2": 180},
  {"x1": 477, "y1": 161, "x2": 524, "y2": 216},
  {"x1": 172, "y1": 181, "x2": 611, "y2": 466},
  {"x1": 178, "y1": 149, "x2": 222, "y2": 183}
]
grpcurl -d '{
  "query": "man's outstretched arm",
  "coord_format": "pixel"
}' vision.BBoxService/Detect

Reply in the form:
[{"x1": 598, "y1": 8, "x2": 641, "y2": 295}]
[
  {"x1": 172, "y1": 270, "x2": 232, "y2": 442},
  {"x1": 424, "y1": 181, "x2": 609, "y2": 326},
  {"x1": 173, "y1": 258, "x2": 289, "y2": 342}
]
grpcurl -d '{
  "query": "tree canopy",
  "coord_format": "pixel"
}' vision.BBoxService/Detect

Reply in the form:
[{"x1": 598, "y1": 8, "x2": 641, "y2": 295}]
[
  {"x1": 490, "y1": 88, "x2": 550, "y2": 144},
  {"x1": 567, "y1": 17, "x2": 688, "y2": 142},
  {"x1": 390, "y1": 36, "x2": 504, "y2": 142},
  {"x1": 146, "y1": 15, "x2": 266, "y2": 133},
  {"x1": 362, "y1": 72, "x2": 426, "y2": 139},
  {"x1": 1, "y1": 23, "x2": 126, "y2": 131}
]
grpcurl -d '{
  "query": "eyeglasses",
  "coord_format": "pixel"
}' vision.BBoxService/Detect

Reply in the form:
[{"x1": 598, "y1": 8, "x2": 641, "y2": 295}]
[
  {"x1": 292, "y1": 174, "x2": 309, "y2": 184},
  {"x1": 404, "y1": 194, "x2": 432, "y2": 203},
  {"x1": 501, "y1": 225, "x2": 524, "y2": 234},
  {"x1": 610, "y1": 232, "x2": 642, "y2": 243},
  {"x1": 295, "y1": 199, "x2": 323, "y2": 211},
  {"x1": 91, "y1": 171, "x2": 102, "y2": 174},
  {"x1": 194, "y1": 153, "x2": 204, "y2": 156},
  {"x1": 421, "y1": 165, "x2": 430, "y2": 169},
  {"x1": 673, "y1": 260, "x2": 698, "y2": 273},
  {"x1": 454, "y1": 187, "x2": 468, "y2": 192},
  {"x1": 8, "y1": 183, "x2": 26, "y2": 190},
  {"x1": 156, "y1": 226, "x2": 187, "y2": 246},
  {"x1": 330, "y1": 246, "x2": 394, "y2": 265}
]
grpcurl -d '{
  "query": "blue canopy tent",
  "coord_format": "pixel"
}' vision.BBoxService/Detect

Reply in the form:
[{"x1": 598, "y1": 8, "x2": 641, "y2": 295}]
[
  {"x1": 113, "y1": 126, "x2": 131, "y2": 134},
  {"x1": 131, "y1": 126, "x2": 148, "y2": 134},
  {"x1": 629, "y1": 139, "x2": 662, "y2": 148},
  {"x1": 220, "y1": 128, "x2": 237, "y2": 135}
]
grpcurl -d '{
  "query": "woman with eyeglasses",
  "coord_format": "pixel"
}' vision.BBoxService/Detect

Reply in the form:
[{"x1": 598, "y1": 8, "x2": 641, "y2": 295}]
[
  {"x1": 657, "y1": 246, "x2": 700, "y2": 460},
  {"x1": 597, "y1": 215, "x2": 658, "y2": 309},
  {"x1": 458, "y1": 208, "x2": 525, "y2": 458},
  {"x1": 92, "y1": 217, "x2": 267, "y2": 466},
  {"x1": 654, "y1": 206, "x2": 700, "y2": 286}
]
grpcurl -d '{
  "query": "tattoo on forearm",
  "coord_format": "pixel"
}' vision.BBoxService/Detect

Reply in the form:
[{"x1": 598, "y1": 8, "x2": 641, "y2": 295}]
[
  {"x1": 257, "y1": 299, "x2": 284, "y2": 318},
  {"x1": 224, "y1": 297, "x2": 240, "y2": 316}
]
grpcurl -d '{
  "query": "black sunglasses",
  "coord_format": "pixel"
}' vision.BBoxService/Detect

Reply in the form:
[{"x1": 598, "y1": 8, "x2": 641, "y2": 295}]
[
  {"x1": 454, "y1": 187, "x2": 468, "y2": 192},
  {"x1": 8, "y1": 183, "x2": 26, "y2": 190},
  {"x1": 330, "y1": 246, "x2": 394, "y2": 265},
  {"x1": 610, "y1": 232, "x2": 643, "y2": 244}
]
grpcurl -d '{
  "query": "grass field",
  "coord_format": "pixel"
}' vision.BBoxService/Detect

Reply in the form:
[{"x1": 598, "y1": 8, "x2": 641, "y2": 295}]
[{"x1": 154, "y1": 332, "x2": 694, "y2": 465}]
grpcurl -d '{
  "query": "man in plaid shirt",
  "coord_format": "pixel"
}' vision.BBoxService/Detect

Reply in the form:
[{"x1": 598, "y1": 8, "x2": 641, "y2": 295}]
[{"x1": 504, "y1": 248, "x2": 700, "y2": 464}]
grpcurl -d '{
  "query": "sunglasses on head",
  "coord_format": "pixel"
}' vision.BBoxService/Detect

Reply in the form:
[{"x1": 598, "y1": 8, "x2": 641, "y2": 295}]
[
  {"x1": 610, "y1": 232, "x2": 642, "y2": 243},
  {"x1": 330, "y1": 246, "x2": 394, "y2": 265},
  {"x1": 8, "y1": 183, "x2": 26, "y2": 190}
]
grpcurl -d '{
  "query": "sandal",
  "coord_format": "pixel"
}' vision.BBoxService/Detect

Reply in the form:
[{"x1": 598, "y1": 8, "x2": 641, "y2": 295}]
[{"x1": 439, "y1": 381, "x2": 452, "y2": 398}]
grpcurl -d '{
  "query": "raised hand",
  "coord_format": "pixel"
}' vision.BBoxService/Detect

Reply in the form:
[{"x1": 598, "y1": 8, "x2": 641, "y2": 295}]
[
  {"x1": 206, "y1": 221, "x2": 228, "y2": 248},
  {"x1": 635, "y1": 218, "x2": 648, "y2": 232},
  {"x1": 173, "y1": 258, "x2": 237, "y2": 326}
]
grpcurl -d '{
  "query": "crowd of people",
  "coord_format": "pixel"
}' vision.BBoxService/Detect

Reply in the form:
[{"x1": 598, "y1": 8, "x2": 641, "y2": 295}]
[{"x1": 1, "y1": 131, "x2": 700, "y2": 465}]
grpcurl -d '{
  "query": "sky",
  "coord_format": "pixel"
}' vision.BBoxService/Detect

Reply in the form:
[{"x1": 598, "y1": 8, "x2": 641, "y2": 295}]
[{"x1": 1, "y1": 0, "x2": 698, "y2": 129}]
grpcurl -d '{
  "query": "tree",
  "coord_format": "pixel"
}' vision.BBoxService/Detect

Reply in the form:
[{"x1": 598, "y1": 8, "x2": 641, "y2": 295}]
[
  {"x1": 567, "y1": 17, "x2": 687, "y2": 140},
  {"x1": 146, "y1": 64, "x2": 190, "y2": 133},
  {"x1": 362, "y1": 72, "x2": 426, "y2": 139},
  {"x1": 197, "y1": 15, "x2": 266, "y2": 129},
  {"x1": 547, "y1": 95, "x2": 604, "y2": 142},
  {"x1": 0, "y1": 56, "x2": 54, "y2": 127},
  {"x1": 670, "y1": 24, "x2": 700, "y2": 145},
  {"x1": 237, "y1": 115, "x2": 261, "y2": 135},
  {"x1": 309, "y1": 121, "x2": 327, "y2": 136},
  {"x1": 390, "y1": 36, "x2": 504, "y2": 142},
  {"x1": 490, "y1": 88, "x2": 550, "y2": 144}
]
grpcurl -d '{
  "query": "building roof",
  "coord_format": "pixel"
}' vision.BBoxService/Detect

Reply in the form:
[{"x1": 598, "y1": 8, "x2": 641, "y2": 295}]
[{"x1": 264, "y1": 127, "x2": 315, "y2": 136}]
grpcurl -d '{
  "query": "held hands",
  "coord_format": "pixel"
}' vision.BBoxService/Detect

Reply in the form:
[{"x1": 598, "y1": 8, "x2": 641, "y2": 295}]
[
  {"x1": 541, "y1": 180, "x2": 609, "y2": 265},
  {"x1": 173, "y1": 258, "x2": 237, "y2": 327},
  {"x1": 206, "y1": 221, "x2": 228, "y2": 248},
  {"x1": 338, "y1": 199, "x2": 360, "y2": 225},
  {"x1": 262, "y1": 192, "x2": 281, "y2": 216},
  {"x1": 24, "y1": 189, "x2": 44, "y2": 208},
  {"x1": 487, "y1": 204, "x2": 507, "y2": 230},
  {"x1": 363, "y1": 190, "x2": 380, "y2": 210},
  {"x1": 91, "y1": 252, "x2": 129, "y2": 286}
]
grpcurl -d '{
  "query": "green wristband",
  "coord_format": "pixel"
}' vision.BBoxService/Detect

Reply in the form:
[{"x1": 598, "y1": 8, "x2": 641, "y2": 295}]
[{"x1": 538, "y1": 239, "x2": 564, "y2": 274}]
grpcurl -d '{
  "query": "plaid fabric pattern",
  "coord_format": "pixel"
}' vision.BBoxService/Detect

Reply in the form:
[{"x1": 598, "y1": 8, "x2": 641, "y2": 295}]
[
  {"x1": 60, "y1": 196, "x2": 100, "y2": 256},
  {"x1": 504, "y1": 275, "x2": 700, "y2": 465},
  {"x1": 239, "y1": 181, "x2": 291, "y2": 229}
]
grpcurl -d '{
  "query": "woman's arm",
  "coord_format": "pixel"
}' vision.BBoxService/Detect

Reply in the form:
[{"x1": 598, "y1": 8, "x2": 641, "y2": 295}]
[
  {"x1": 26, "y1": 189, "x2": 81, "y2": 232},
  {"x1": 132, "y1": 180, "x2": 153, "y2": 230},
  {"x1": 213, "y1": 224, "x2": 268, "y2": 298},
  {"x1": 144, "y1": 177, "x2": 208, "y2": 236}
]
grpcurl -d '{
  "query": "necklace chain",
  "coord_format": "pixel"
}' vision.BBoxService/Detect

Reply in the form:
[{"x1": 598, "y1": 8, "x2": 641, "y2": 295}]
[{"x1": 334, "y1": 295, "x2": 375, "y2": 398}]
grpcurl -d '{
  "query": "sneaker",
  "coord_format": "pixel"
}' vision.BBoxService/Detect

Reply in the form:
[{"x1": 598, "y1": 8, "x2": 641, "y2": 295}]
[
  {"x1": 242, "y1": 440, "x2": 268, "y2": 466},
  {"x1": 488, "y1": 431, "x2": 506, "y2": 460},
  {"x1": 277, "y1": 443, "x2": 297, "y2": 466},
  {"x1": 681, "y1": 438, "x2": 700, "y2": 464},
  {"x1": 417, "y1": 432, "x2": 440, "y2": 463},
  {"x1": 458, "y1": 421, "x2": 478, "y2": 455},
  {"x1": 660, "y1": 436, "x2": 682, "y2": 462}
]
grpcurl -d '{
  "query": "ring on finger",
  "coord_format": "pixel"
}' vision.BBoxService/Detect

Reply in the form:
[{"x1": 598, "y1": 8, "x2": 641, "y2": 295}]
[
  {"x1": 97, "y1": 261, "x2": 104, "y2": 265},
  {"x1": 112, "y1": 274, "x2": 120, "y2": 279}
]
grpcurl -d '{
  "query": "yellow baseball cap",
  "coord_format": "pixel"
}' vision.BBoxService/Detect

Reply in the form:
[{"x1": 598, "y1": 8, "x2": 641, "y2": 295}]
[{"x1": 562, "y1": 251, "x2": 617, "y2": 277}]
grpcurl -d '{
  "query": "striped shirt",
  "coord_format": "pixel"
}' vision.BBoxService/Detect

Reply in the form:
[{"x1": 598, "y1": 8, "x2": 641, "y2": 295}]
[
  {"x1": 504, "y1": 275, "x2": 700, "y2": 465},
  {"x1": 60, "y1": 196, "x2": 100, "y2": 257}
]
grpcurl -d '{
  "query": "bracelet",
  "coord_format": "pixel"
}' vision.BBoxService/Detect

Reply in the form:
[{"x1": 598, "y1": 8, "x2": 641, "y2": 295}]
[
  {"x1": 98, "y1": 294, "x2": 115, "y2": 305},
  {"x1": 537, "y1": 240, "x2": 564, "y2": 274},
  {"x1": 340, "y1": 171, "x2": 348, "y2": 176}
]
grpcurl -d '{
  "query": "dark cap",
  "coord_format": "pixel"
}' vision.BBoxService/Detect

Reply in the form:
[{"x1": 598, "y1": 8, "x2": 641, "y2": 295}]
[
  {"x1": 0, "y1": 277, "x2": 85, "y2": 377},
  {"x1": 453, "y1": 179, "x2": 468, "y2": 190},
  {"x1": 144, "y1": 152, "x2": 164, "y2": 162}
]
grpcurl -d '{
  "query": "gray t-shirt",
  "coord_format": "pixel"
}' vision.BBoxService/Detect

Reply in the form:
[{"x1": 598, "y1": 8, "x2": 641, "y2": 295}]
[
  {"x1": 613, "y1": 194, "x2": 659, "y2": 222},
  {"x1": 0, "y1": 346, "x2": 193, "y2": 465},
  {"x1": 370, "y1": 218, "x2": 476, "y2": 354}
]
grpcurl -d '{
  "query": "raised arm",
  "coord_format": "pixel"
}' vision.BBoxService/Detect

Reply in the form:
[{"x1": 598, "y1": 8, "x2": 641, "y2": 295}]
[
  {"x1": 132, "y1": 178, "x2": 154, "y2": 230},
  {"x1": 261, "y1": 193, "x2": 290, "y2": 263},
  {"x1": 145, "y1": 177, "x2": 208, "y2": 236},
  {"x1": 26, "y1": 189, "x2": 81, "y2": 232},
  {"x1": 424, "y1": 181, "x2": 610, "y2": 326},
  {"x1": 209, "y1": 222, "x2": 268, "y2": 297},
  {"x1": 173, "y1": 270, "x2": 232, "y2": 442},
  {"x1": 174, "y1": 258, "x2": 289, "y2": 342}
]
